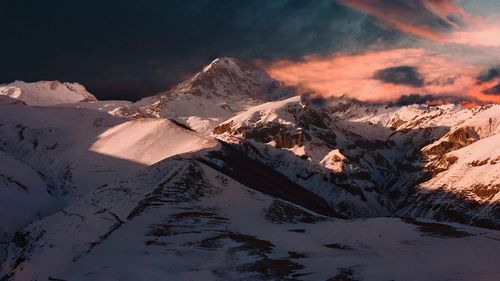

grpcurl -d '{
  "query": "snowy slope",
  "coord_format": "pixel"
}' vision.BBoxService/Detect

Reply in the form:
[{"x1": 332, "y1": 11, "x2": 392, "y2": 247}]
[
  {"x1": 56, "y1": 100, "x2": 132, "y2": 114},
  {"x1": 0, "y1": 81, "x2": 96, "y2": 106},
  {"x1": 425, "y1": 133, "x2": 500, "y2": 194},
  {"x1": 0, "y1": 100, "x2": 217, "y2": 265},
  {"x1": 0, "y1": 150, "x2": 62, "y2": 263},
  {"x1": 89, "y1": 118, "x2": 216, "y2": 164},
  {"x1": 0, "y1": 102, "x2": 215, "y2": 199},
  {"x1": 2, "y1": 154, "x2": 499, "y2": 281}
]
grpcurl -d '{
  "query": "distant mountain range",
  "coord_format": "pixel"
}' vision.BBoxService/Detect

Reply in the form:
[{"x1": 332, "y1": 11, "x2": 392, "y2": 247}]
[{"x1": 1, "y1": 58, "x2": 499, "y2": 281}]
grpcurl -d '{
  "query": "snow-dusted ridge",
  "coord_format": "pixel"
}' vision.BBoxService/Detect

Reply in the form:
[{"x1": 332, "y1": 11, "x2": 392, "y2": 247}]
[{"x1": 210, "y1": 94, "x2": 500, "y2": 228}]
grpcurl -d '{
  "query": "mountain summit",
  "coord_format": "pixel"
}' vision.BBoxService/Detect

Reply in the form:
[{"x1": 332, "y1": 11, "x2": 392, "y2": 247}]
[
  {"x1": 0, "y1": 81, "x2": 96, "y2": 106},
  {"x1": 185, "y1": 57, "x2": 293, "y2": 101}
]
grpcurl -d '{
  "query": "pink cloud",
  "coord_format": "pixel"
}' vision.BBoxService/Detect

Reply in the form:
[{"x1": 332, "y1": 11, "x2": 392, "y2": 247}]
[
  {"x1": 262, "y1": 48, "x2": 500, "y2": 104},
  {"x1": 448, "y1": 24, "x2": 500, "y2": 47},
  {"x1": 259, "y1": 1, "x2": 500, "y2": 105},
  {"x1": 336, "y1": 0, "x2": 500, "y2": 48},
  {"x1": 336, "y1": 0, "x2": 469, "y2": 41}
]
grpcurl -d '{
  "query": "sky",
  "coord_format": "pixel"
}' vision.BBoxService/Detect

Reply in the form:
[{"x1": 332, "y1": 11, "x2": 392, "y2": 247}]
[{"x1": 1, "y1": 0, "x2": 500, "y2": 104}]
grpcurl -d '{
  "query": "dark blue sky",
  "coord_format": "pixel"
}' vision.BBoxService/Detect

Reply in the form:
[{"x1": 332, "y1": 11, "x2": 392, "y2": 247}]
[{"x1": 0, "y1": 0, "x2": 400, "y2": 100}]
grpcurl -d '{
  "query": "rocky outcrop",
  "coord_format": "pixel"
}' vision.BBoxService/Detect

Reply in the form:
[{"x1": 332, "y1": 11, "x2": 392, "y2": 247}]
[
  {"x1": 423, "y1": 127, "x2": 480, "y2": 157},
  {"x1": 237, "y1": 123, "x2": 306, "y2": 149}
]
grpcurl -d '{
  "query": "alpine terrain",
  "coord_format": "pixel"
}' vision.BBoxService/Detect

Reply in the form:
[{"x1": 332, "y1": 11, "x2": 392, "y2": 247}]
[{"x1": 1, "y1": 58, "x2": 499, "y2": 281}]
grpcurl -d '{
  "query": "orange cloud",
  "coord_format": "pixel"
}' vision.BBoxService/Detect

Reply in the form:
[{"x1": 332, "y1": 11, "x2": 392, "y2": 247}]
[
  {"x1": 336, "y1": 0, "x2": 500, "y2": 48},
  {"x1": 469, "y1": 80, "x2": 500, "y2": 103},
  {"x1": 448, "y1": 24, "x2": 500, "y2": 47},
  {"x1": 258, "y1": 1, "x2": 500, "y2": 106},
  {"x1": 423, "y1": 0, "x2": 471, "y2": 27},
  {"x1": 336, "y1": 0, "x2": 469, "y2": 41},
  {"x1": 263, "y1": 48, "x2": 500, "y2": 104}
]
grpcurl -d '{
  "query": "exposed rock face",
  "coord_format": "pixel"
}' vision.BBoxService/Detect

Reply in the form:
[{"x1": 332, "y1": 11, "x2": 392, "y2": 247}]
[
  {"x1": 213, "y1": 97, "x2": 337, "y2": 150},
  {"x1": 424, "y1": 127, "x2": 480, "y2": 157},
  {"x1": 212, "y1": 121, "x2": 235, "y2": 135},
  {"x1": 470, "y1": 183, "x2": 500, "y2": 200},
  {"x1": 237, "y1": 123, "x2": 306, "y2": 149},
  {"x1": 426, "y1": 155, "x2": 458, "y2": 176},
  {"x1": 390, "y1": 118, "x2": 407, "y2": 129},
  {"x1": 211, "y1": 95, "x2": 500, "y2": 229}
]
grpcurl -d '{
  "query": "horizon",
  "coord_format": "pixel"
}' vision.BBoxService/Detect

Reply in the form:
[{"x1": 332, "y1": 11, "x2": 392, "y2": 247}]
[{"x1": 3, "y1": 55, "x2": 498, "y2": 108}]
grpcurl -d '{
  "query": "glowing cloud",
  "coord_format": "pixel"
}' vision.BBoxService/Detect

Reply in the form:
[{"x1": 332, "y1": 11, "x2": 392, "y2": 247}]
[
  {"x1": 263, "y1": 48, "x2": 500, "y2": 104},
  {"x1": 336, "y1": 0, "x2": 500, "y2": 48},
  {"x1": 448, "y1": 25, "x2": 500, "y2": 47},
  {"x1": 260, "y1": 1, "x2": 500, "y2": 105},
  {"x1": 336, "y1": 0, "x2": 469, "y2": 41}
]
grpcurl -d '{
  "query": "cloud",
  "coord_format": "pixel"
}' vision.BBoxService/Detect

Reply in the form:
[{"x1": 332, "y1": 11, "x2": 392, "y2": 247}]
[
  {"x1": 374, "y1": 66, "x2": 424, "y2": 87},
  {"x1": 477, "y1": 67, "x2": 500, "y2": 83},
  {"x1": 447, "y1": 24, "x2": 500, "y2": 47},
  {"x1": 483, "y1": 83, "x2": 500, "y2": 95},
  {"x1": 261, "y1": 1, "x2": 500, "y2": 106},
  {"x1": 335, "y1": 0, "x2": 469, "y2": 41},
  {"x1": 475, "y1": 66, "x2": 500, "y2": 96},
  {"x1": 263, "y1": 48, "x2": 500, "y2": 104},
  {"x1": 394, "y1": 93, "x2": 472, "y2": 106},
  {"x1": 336, "y1": 0, "x2": 500, "y2": 48}
]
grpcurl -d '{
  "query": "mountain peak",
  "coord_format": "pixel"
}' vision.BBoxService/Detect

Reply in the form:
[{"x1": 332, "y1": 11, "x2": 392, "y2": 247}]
[
  {"x1": 175, "y1": 57, "x2": 294, "y2": 101},
  {"x1": 201, "y1": 57, "x2": 243, "y2": 73},
  {"x1": 123, "y1": 57, "x2": 295, "y2": 132},
  {"x1": 200, "y1": 57, "x2": 266, "y2": 78}
]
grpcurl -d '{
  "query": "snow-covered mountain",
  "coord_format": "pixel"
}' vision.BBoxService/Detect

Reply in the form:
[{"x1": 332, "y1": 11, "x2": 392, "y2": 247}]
[
  {"x1": 323, "y1": 98, "x2": 500, "y2": 226},
  {"x1": 112, "y1": 57, "x2": 293, "y2": 132},
  {"x1": 211, "y1": 96, "x2": 500, "y2": 228},
  {"x1": 1, "y1": 58, "x2": 500, "y2": 280},
  {"x1": 0, "y1": 81, "x2": 97, "y2": 106}
]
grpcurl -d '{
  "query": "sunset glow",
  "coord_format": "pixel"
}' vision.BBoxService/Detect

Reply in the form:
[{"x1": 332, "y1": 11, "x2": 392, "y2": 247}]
[{"x1": 263, "y1": 0, "x2": 500, "y2": 105}]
